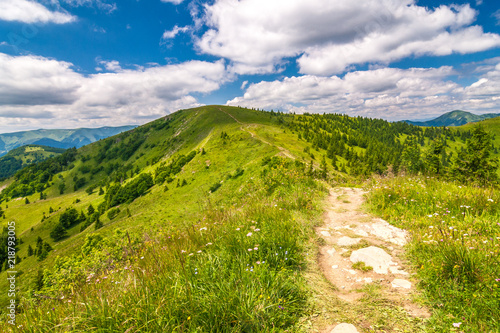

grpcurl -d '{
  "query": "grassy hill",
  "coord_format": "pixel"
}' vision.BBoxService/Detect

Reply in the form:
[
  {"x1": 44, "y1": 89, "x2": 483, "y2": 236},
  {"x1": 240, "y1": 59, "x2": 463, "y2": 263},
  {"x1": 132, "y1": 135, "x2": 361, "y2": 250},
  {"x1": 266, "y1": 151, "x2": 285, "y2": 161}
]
[
  {"x1": 0, "y1": 145, "x2": 66, "y2": 180},
  {"x1": 404, "y1": 110, "x2": 500, "y2": 127},
  {"x1": 0, "y1": 125, "x2": 136, "y2": 157},
  {"x1": 0, "y1": 106, "x2": 498, "y2": 332}
]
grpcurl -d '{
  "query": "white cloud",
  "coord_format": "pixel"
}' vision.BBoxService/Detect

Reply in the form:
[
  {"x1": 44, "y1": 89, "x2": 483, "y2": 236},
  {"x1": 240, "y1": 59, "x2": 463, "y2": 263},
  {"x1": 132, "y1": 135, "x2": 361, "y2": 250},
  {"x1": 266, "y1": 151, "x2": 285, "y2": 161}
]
[
  {"x1": 227, "y1": 65, "x2": 490, "y2": 120},
  {"x1": 160, "y1": 0, "x2": 184, "y2": 5},
  {"x1": 61, "y1": 0, "x2": 117, "y2": 14},
  {"x1": 196, "y1": 0, "x2": 500, "y2": 75},
  {"x1": 0, "y1": 53, "x2": 82, "y2": 105},
  {"x1": 162, "y1": 25, "x2": 189, "y2": 41},
  {"x1": 98, "y1": 60, "x2": 122, "y2": 72},
  {"x1": 494, "y1": 10, "x2": 500, "y2": 25},
  {"x1": 0, "y1": 53, "x2": 231, "y2": 132},
  {"x1": 0, "y1": 0, "x2": 75, "y2": 24}
]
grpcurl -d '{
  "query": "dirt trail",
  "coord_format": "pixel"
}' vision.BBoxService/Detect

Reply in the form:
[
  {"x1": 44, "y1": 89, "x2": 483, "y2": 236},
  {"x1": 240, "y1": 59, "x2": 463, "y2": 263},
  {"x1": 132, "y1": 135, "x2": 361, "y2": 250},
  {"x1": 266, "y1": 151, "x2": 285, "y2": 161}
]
[
  {"x1": 218, "y1": 108, "x2": 295, "y2": 159},
  {"x1": 317, "y1": 187, "x2": 429, "y2": 332}
]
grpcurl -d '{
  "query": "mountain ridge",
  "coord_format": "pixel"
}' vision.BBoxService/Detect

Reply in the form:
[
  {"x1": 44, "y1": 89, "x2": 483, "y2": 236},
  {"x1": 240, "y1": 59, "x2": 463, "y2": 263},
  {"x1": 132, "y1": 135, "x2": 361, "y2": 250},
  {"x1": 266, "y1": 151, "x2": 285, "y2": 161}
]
[
  {"x1": 0, "y1": 125, "x2": 137, "y2": 156},
  {"x1": 403, "y1": 110, "x2": 500, "y2": 127}
]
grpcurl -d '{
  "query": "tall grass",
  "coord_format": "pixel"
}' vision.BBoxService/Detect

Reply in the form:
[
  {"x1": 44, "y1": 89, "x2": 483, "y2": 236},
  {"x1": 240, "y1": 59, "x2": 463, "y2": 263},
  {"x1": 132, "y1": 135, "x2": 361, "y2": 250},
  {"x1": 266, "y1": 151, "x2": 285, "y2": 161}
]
[
  {"x1": 367, "y1": 176, "x2": 500, "y2": 332},
  {"x1": 12, "y1": 159, "x2": 327, "y2": 332}
]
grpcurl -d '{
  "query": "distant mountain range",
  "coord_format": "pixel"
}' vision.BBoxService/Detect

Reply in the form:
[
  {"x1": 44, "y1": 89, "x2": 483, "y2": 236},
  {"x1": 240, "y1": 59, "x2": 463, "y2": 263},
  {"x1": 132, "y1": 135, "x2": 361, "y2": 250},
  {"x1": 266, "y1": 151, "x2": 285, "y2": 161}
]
[
  {"x1": 0, "y1": 126, "x2": 136, "y2": 156},
  {"x1": 403, "y1": 110, "x2": 500, "y2": 127}
]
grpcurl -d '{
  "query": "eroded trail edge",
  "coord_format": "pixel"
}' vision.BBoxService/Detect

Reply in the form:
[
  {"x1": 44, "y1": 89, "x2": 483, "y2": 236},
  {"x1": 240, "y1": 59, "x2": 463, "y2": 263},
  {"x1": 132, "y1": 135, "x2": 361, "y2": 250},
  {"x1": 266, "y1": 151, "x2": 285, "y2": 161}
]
[{"x1": 316, "y1": 187, "x2": 430, "y2": 332}]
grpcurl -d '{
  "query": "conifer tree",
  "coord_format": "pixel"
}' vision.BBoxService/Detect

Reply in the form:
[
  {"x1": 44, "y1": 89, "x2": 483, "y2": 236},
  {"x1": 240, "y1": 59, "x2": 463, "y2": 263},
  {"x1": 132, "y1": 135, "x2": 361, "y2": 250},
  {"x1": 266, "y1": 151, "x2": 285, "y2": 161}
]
[{"x1": 451, "y1": 126, "x2": 498, "y2": 185}]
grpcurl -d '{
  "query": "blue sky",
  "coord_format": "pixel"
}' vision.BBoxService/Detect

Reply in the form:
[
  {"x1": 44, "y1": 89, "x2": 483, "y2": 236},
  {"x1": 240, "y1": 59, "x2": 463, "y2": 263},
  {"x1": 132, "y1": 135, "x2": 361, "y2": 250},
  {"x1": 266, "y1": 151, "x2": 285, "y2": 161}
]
[{"x1": 0, "y1": 0, "x2": 499, "y2": 132}]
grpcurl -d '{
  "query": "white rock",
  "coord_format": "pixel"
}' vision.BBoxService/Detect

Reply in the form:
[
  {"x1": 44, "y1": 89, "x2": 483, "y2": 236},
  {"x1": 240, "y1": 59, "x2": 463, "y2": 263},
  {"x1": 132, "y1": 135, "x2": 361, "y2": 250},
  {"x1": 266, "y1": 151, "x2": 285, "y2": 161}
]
[
  {"x1": 354, "y1": 219, "x2": 407, "y2": 246},
  {"x1": 321, "y1": 230, "x2": 332, "y2": 237},
  {"x1": 337, "y1": 236, "x2": 361, "y2": 247},
  {"x1": 332, "y1": 265, "x2": 339, "y2": 269},
  {"x1": 342, "y1": 268, "x2": 357, "y2": 275},
  {"x1": 350, "y1": 246, "x2": 395, "y2": 274},
  {"x1": 326, "y1": 248, "x2": 336, "y2": 256},
  {"x1": 389, "y1": 267, "x2": 409, "y2": 275},
  {"x1": 330, "y1": 323, "x2": 359, "y2": 333},
  {"x1": 364, "y1": 278, "x2": 373, "y2": 283},
  {"x1": 354, "y1": 229, "x2": 369, "y2": 237},
  {"x1": 391, "y1": 279, "x2": 412, "y2": 289}
]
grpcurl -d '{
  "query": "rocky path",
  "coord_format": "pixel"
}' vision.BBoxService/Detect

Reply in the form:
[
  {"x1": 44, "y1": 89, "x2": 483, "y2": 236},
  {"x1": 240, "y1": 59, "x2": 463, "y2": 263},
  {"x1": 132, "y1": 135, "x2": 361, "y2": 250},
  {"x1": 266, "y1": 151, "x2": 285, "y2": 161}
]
[{"x1": 317, "y1": 187, "x2": 429, "y2": 333}]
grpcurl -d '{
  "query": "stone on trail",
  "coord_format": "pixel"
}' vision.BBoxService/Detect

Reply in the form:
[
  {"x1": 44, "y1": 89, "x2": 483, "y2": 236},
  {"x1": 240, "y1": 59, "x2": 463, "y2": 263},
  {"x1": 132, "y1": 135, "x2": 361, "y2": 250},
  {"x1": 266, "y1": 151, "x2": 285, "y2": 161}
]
[
  {"x1": 330, "y1": 323, "x2": 359, "y2": 333},
  {"x1": 391, "y1": 279, "x2": 412, "y2": 289},
  {"x1": 321, "y1": 230, "x2": 332, "y2": 237},
  {"x1": 337, "y1": 236, "x2": 361, "y2": 247},
  {"x1": 350, "y1": 246, "x2": 395, "y2": 274},
  {"x1": 354, "y1": 219, "x2": 407, "y2": 246}
]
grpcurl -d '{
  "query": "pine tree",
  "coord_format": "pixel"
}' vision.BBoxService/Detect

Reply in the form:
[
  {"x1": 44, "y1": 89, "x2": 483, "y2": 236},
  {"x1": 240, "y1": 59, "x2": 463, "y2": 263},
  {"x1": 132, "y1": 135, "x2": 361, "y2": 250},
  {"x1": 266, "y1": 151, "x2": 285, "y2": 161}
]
[
  {"x1": 27, "y1": 244, "x2": 34, "y2": 256},
  {"x1": 35, "y1": 269, "x2": 44, "y2": 290},
  {"x1": 451, "y1": 126, "x2": 498, "y2": 185},
  {"x1": 87, "y1": 204, "x2": 95, "y2": 215},
  {"x1": 50, "y1": 223, "x2": 67, "y2": 241},
  {"x1": 401, "y1": 136, "x2": 422, "y2": 174}
]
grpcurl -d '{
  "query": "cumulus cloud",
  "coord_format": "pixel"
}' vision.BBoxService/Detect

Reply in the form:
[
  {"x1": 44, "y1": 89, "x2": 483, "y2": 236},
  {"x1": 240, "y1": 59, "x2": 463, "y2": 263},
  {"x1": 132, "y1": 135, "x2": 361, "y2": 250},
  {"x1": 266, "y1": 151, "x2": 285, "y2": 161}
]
[
  {"x1": 196, "y1": 0, "x2": 500, "y2": 75},
  {"x1": 0, "y1": 53, "x2": 231, "y2": 132},
  {"x1": 0, "y1": 0, "x2": 75, "y2": 24},
  {"x1": 161, "y1": 25, "x2": 190, "y2": 44},
  {"x1": 0, "y1": 53, "x2": 82, "y2": 105},
  {"x1": 98, "y1": 59, "x2": 122, "y2": 72},
  {"x1": 226, "y1": 64, "x2": 500, "y2": 120}
]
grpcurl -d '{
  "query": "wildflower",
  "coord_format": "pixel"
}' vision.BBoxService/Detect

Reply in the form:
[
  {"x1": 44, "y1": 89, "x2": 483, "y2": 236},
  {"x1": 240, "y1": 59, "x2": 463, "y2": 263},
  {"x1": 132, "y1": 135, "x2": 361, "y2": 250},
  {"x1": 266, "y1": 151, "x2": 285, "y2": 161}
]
[
  {"x1": 256, "y1": 261, "x2": 261, "y2": 265},
  {"x1": 200, "y1": 227, "x2": 207, "y2": 231},
  {"x1": 248, "y1": 249, "x2": 252, "y2": 251},
  {"x1": 452, "y1": 323, "x2": 461, "y2": 328},
  {"x1": 189, "y1": 253, "x2": 194, "y2": 256},
  {"x1": 197, "y1": 250, "x2": 202, "y2": 253},
  {"x1": 187, "y1": 316, "x2": 191, "y2": 320},
  {"x1": 255, "y1": 228, "x2": 260, "y2": 232},
  {"x1": 140, "y1": 256, "x2": 144, "y2": 259},
  {"x1": 246, "y1": 232, "x2": 252, "y2": 237},
  {"x1": 236, "y1": 228, "x2": 240, "y2": 231},
  {"x1": 206, "y1": 242, "x2": 212, "y2": 246},
  {"x1": 254, "y1": 247, "x2": 258, "y2": 250}
]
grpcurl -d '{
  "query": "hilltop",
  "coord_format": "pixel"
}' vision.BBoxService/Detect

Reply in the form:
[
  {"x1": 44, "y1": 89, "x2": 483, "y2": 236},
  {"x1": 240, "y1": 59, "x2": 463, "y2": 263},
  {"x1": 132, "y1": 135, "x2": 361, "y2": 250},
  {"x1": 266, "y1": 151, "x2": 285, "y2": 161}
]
[
  {"x1": 0, "y1": 145, "x2": 66, "y2": 180},
  {"x1": 0, "y1": 125, "x2": 136, "y2": 157},
  {"x1": 404, "y1": 110, "x2": 500, "y2": 127},
  {"x1": 0, "y1": 106, "x2": 498, "y2": 332}
]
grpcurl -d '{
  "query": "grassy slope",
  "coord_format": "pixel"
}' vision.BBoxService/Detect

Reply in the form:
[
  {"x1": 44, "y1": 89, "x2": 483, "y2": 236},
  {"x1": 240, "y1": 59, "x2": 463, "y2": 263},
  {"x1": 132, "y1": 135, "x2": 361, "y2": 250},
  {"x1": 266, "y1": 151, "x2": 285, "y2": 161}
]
[
  {"x1": 1, "y1": 106, "x2": 498, "y2": 331},
  {"x1": 0, "y1": 106, "x2": 322, "y2": 318}
]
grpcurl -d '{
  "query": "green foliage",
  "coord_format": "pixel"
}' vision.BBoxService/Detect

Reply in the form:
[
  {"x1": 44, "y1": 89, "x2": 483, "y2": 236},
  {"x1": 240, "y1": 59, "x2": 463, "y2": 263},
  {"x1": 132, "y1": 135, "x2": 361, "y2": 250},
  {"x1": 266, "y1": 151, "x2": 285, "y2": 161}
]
[
  {"x1": 0, "y1": 145, "x2": 66, "y2": 180},
  {"x1": 154, "y1": 151, "x2": 196, "y2": 184},
  {"x1": 352, "y1": 261, "x2": 373, "y2": 272},
  {"x1": 451, "y1": 126, "x2": 499, "y2": 186},
  {"x1": 1, "y1": 148, "x2": 76, "y2": 200},
  {"x1": 50, "y1": 223, "x2": 67, "y2": 242},
  {"x1": 209, "y1": 182, "x2": 221, "y2": 193},
  {"x1": 105, "y1": 173, "x2": 154, "y2": 208},
  {"x1": 107, "y1": 207, "x2": 120, "y2": 220},
  {"x1": 401, "y1": 136, "x2": 423, "y2": 174}
]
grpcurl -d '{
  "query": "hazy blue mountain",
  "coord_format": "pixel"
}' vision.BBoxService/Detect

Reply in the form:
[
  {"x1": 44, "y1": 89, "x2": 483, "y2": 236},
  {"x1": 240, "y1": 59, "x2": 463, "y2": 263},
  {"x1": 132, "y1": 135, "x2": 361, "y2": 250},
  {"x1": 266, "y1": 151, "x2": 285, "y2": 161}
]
[
  {"x1": 403, "y1": 110, "x2": 500, "y2": 127},
  {"x1": 0, "y1": 126, "x2": 136, "y2": 156}
]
